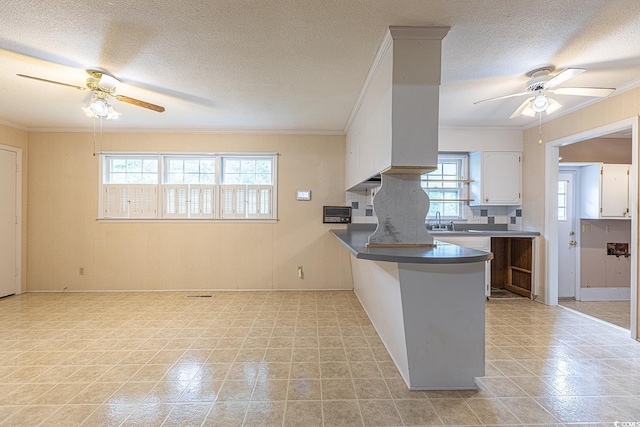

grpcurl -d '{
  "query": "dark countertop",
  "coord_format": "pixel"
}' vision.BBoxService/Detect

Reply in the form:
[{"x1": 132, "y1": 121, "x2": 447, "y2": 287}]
[
  {"x1": 346, "y1": 224, "x2": 540, "y2": 238},
  {"x1": 430, "y1": 230, "x2": 540, "y2": 238},
  {"x1": 331, "y1": 229, "x2": 492, "y2": 265}
]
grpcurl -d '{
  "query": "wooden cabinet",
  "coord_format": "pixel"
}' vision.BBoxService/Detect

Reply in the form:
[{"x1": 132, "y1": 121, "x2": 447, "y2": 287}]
[
  {"x1": 492, "y1": 237, "x2": 534, "y2": 298},
  {"x1": 580, "y1": 163, "x2": 630, "y2": 219},
  {"x1": 469, "y1": 151, "x2": 522, "y2": 205}
]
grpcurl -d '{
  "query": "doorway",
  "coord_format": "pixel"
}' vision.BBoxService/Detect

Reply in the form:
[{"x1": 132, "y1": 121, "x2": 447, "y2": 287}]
[
  {"x1": 0, "y1": 145, "x2": 20, "y2": 298},
  {"x1": 545, "y1": 118, "x2": 638, "y2": 339}
]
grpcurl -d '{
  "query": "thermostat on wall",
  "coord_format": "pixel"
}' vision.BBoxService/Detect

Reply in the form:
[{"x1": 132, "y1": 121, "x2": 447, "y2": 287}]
[{"x1": 296, "y1": 190, "x2": 311, "y2": 201}]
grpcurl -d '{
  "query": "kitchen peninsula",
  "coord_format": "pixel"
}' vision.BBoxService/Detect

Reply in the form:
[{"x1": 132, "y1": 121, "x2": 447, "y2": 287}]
[{"x1": 331, "y1": 228, "x2": 491, "y2": 390}]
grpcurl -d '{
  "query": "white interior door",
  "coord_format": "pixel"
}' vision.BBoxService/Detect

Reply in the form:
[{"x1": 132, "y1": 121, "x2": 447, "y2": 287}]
[
  {"x1": 558, "y1": 172, "x2": 577, "y2": 299},
  {"x1": 0, "y1": 148, "x2": 17, "y2": 298}
]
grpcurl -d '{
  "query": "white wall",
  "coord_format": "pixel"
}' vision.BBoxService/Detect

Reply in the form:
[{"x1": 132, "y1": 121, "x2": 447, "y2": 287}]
[{"x1": 439, "y1": 127, "x2": 523, "y2": 152}]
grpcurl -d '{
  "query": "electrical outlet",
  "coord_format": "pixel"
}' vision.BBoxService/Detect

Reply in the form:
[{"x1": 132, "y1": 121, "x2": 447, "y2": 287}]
[
  {"x1": 79, "y1": 267, "x2": 85, "y2": 275},
  {"x1": 297, "y1": 266, "x2": 303, "y2": 279}
]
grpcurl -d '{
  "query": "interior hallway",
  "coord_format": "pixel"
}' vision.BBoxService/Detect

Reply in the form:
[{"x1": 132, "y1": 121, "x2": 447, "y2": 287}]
[
  {"x1": 559, "y1": 300, "x2": 631, "y2": 330},
  {"x1": 0, "y1": 291, "x2": 639, "y2": 426}
]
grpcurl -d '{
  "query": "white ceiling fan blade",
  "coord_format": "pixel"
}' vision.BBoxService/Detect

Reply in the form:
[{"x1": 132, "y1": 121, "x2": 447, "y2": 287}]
[
  {"x1": 473, "y1": 91, "x2": 530, "y2": 105},
  {"x1": 509, "y1": 97, "x2": 534, "y2": 119},
  {"x1": 548, "y1": 87, "x2": 615, "y2": 97},
  {"x1": 545, "y1": 68, "x2": 585, "y2": 88}
]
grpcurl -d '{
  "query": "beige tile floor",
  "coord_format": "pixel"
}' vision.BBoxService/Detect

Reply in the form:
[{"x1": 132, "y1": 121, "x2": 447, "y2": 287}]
[
  {"x1": 0, "y1": 291, "x2": 639, "y2": 426},
  {"x1": 559, "y1": 299, "x2": 631, "y2": 330}
]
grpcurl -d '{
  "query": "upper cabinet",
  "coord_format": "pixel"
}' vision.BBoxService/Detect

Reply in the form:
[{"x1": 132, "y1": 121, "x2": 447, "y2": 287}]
[
  {"x1": 580, "y1": 163, "x2": 631, "y2": 219},
  {"x1": 469, "y1": 151, "x2": 522, "y2": 206}
]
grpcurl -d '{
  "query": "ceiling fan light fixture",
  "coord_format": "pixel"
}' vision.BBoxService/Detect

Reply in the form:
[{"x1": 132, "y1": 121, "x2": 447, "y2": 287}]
[
  {"x1": 532, "y1": 94, "x2": 549, "y2": 112},
  {"x1": 106, "y1": 105, "x2": 121, "y2": 120},
  {"x1": 546, "y1": 98, "x2": 562, "y2": 115},
  {"x1": 521, "y1": 103, "x2": 537, "y2": 117},
  {"x1": 91, "y1": 98, "x2": 109, "y2": 116},
  {"x1": 82, "y1": 97, "x2": 120, "y2": 119}
]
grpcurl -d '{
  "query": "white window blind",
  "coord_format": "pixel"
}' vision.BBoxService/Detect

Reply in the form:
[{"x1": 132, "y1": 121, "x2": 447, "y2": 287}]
[
  {"x1": 103, "y1": 185, "x2": 157, "y2": 218},
  {"x1": 164, "y1": 185, "x2": 189, "y2": 218},
  {"x1": 221, "y1": 185, "x2": 247, "y2": 219},
  {"x1": 189, "y1": 185, "x2": 216, "y2": 218}
]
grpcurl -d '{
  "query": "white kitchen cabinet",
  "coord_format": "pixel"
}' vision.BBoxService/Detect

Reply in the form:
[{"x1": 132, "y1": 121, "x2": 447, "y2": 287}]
[
  {"x1": 580, "y1": 163, "x2": 630, "y2": 219},
  {"x1": 434, "y1": 235, "x2": 491, "y2": 297},
  {"x1": 469, "y1": 151, "x2": 522, "y2": 205}
]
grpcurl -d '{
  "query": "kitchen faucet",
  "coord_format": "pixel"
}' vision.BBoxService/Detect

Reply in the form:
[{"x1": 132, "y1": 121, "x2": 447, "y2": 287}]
[{"x1": 435, "y1": 211, "x2": 441, "y2": 229}]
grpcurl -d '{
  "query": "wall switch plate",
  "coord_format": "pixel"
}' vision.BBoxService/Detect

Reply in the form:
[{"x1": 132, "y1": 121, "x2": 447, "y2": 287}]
[{"x1": 296, "y1": 190, "x2": 311, "y2": 201}]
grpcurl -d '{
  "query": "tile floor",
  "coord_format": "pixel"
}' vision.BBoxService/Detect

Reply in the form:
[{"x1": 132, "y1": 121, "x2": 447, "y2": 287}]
[
  {"x1": 0, "y1": 291, "x2": 639, "y2": 426},
  {"x1": 559, "y1": 299, "x2": 631, "y2": 330}
]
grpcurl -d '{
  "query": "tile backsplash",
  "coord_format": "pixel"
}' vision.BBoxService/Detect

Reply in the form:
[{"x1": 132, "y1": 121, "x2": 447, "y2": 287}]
[{"x1": 346, "y1": 188, "x2": 522, "y2": 229}]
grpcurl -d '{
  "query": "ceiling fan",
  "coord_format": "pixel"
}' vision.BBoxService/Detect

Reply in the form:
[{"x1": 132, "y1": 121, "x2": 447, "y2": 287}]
[
  {"x1": 474, "y1": 67, "x2": 615, "y2": 119},
  {"x1": 17, "y1": 69, "x2": 165, "y2": 119}
]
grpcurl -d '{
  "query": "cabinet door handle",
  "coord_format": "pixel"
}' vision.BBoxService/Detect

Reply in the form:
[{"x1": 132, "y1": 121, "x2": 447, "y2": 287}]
[{"x1": 484, "y1": 197, "x2": 489, "y2": 202}]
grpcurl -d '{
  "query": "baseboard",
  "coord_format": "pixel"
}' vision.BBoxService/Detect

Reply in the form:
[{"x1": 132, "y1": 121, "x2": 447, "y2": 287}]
[
  {"x1": 579, "y1": 287, "x2": 630, "y2": 301},
  {"x1": 25, "y1": 287, "x2": 355, "y2": 293}
]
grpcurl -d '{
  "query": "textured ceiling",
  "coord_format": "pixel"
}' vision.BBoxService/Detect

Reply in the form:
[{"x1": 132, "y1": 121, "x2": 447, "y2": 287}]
[{"x1": 2, "y1": 0, "x2": 640, "y2": 132}]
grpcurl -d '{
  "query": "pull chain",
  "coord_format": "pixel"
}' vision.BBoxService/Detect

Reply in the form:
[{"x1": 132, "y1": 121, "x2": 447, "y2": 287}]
[
  {"x1": 538, "y1": 112, "x2": 543, "y2": 144},
  {"x1": 92, "y1": 117, "x2": 96, "y2": 156}
]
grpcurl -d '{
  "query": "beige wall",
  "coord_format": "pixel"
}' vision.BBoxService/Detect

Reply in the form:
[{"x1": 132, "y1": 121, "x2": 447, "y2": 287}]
[
  {"x1": 559, "y1": 137, "x2": 632, "y2": 164},
  {"x1": 0, "y1": 124, "x2": 28, "y2": 292},
  {"x1": 580, "y1": 219, "x2": 631, "y2": 288},
  {"x1": 26, "y1": 132, "x2": 352, "y2": 291},
  {"x1": 523, "y1": 87, "x2": 640, "y2": 332}
]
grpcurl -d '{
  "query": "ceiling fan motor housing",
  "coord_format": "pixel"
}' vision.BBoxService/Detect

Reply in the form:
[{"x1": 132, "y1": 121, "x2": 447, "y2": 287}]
[{"x1": 525, "y1": 68, "x2": 553, "y2": 92}]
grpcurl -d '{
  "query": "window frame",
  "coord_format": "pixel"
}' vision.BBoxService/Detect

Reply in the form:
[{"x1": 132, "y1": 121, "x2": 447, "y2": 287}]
[
  {"x1": 98, "y1": 152, "x2": 278, "y2": 222},
  {"x1": 421, "y1": 153, "x2": 469, "y2": 221},
  {"x1": 558, "y1": 179, "x2": 568, "y2": 221}
]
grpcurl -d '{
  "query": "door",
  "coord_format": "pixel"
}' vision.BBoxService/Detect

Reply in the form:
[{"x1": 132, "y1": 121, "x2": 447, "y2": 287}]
[
  {"x1": 0, "y1": 148, "x2": 17, "y2": 298},
  {"x1": 558, "y1": 172, "x2": 577, "y2": 299}
]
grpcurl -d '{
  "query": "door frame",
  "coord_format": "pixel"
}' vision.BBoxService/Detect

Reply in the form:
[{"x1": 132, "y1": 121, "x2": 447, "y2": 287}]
[
  {"x1": 544, "y1": 117, "x2": 638, "y2": 339},
  {"x1": 0, "y1": 143, "x2": 22, "y2": 296},
  {"x1": 558, "y1": 169, "x2": 580, "y2": 300}
]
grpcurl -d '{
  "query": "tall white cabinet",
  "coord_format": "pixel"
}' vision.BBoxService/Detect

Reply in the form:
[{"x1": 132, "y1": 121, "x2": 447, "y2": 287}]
[
  {"x1": 469, "y1": 151, "x2": 522, "y2": 205},
  {"x1": 580, "y1": 163, "x2": 631, "y2": 219}
]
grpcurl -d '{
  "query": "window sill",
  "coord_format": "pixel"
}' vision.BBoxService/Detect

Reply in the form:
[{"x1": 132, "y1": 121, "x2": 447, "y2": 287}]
[{"x1": 96, "y1": 218, "x2": 279, "y2": 224}]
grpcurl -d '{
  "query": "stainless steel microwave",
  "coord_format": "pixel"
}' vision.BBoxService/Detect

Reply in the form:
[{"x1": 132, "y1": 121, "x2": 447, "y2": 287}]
[{"x1": 323, "y1": 206, "x2": 352, "y2": 223}]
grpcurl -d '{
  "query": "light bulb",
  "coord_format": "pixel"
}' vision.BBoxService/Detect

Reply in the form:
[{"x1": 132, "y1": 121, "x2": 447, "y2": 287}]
[
  {"x1": 532, "y1": 95, "x2": 549, "y2": 112},
  {"x1": 90, "y1": 98, "x2": 109, "y2": 117}
]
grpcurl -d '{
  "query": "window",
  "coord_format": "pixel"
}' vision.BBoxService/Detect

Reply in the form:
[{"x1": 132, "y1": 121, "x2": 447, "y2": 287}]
[
  {"x1": 105, "y1": 156, "x2": 158, "y2": 184},
  {"x1": 558, "y1": 180, "x2": 568, "y2": 221},
  {"x1": 421, "y1": 154, "x2": 468, "y2": 220},
  {"x1": 100, "y1": 153, "x2": 277, "y2": 220},
  {"x1": 222, "y1": 157, "x2": 273, "y2": 185},
  {"x1": 165, "y1": 157, "x2": 215, "y2": 184}
]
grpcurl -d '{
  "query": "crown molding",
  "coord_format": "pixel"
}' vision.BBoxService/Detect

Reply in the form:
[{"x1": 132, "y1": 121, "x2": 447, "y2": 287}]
[{"x1": 26, "y1": 127, "x2": 345, "y2": 135}]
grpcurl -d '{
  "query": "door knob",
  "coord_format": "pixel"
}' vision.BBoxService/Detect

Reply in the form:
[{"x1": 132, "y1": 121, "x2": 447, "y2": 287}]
[{"x1": 569, "y1": 240, "x2": 577, "y2": 246}]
